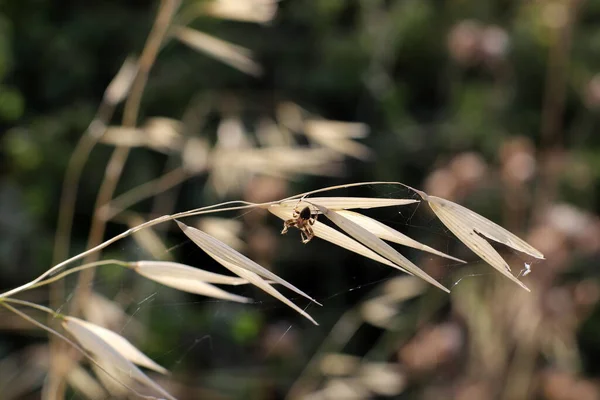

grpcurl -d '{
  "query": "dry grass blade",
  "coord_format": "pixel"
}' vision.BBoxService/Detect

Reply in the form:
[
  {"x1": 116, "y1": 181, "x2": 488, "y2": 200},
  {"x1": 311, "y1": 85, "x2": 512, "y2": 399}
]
[
  {"x1": 182, "y1": 137, "x2": 210, "y2": 174},
  {"x1": 63, "y1": 317, "x2": 176, "y2": 400},
  {"x1": 134, "y1": 261, "x2": 250, "y2": 285},
  {"x1": 65, "y1": 318, "x2": 168, "y2": 375},
  {"x1": 173, "y1": 26, "x2": 262, "y2": 76},
  {"x1": 336, "y1": 210, "x2": 465, "y2": 263},
  {"x1": 134, "y1": 262, "x2": 252, "y2": 303},
  {"x1": 176, "y1": 221, "x2": 321, "y2": 305},
  {"x1": 304, "y1": 120, "x2": 370, "y2": 139},
  {"x1": 279, "y1": 197, "x2": 418, "y2": 210},
  {"x1": 268, "y1": 206, "x2": 411, "y2": 274},
  {"x1": 103, "y1": 56, "x2": 138, "y2": 106},
  {"x1": 200, "y1": 248, "x2": 318, "y2": 325},
  {"x1": 250, "y1": 148, "x2": 344, "y2": 177},
  {"x1": 426, "y1": 195, "x2": 544, "y2": 260},
  {"x1": 100, "y1": 127, "x2": 147, "y2": 148},
  {"x1": 211, "y1": 148, "x2": 343, "y2": 183},
  {"x1": 304, "y1": 121, "x2": 372, "y2": 160},
  {"x1": 143, "y1": 117, "x2": 183, "y2": 152},
  {"x1": 427, "y1": 199, "x2": 531, "y2": 291},
  {"x1": 359, "y1": 363, "x2": 406, "y2": 396},
  {"x1": 313, "y1": 205, "x2": 450, "y2": 293},
  {"x1": 202, "y1": 0, "x2": 278, "y2": 23}
]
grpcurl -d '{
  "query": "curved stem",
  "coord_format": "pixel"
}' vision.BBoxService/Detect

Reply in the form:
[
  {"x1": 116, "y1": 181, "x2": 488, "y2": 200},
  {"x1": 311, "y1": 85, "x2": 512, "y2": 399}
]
[
  {"x1": 277, "y1": 181, "x2": 425, "y2": 203},
  {"x1": 71, "y1": 0, "x2": 181, "y2": 316},
  {"x1": 1, "y1": 181, "x2": 426, "y2": 301},
  {"x1": 0, "y1": 203, "x2": 262, "y2": 299},
  {"x1": 25, "y1": 260, "x2": 130, "y2": 293},
  {"x1": 1, "y1": 298, "x2": 62, "y2": 318}
]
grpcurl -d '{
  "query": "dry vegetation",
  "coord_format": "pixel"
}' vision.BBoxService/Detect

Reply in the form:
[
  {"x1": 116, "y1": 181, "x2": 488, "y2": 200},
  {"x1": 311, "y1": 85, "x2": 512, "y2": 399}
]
[{"x1": 4, "y1": 1, "x2": 599, "y2": 399}]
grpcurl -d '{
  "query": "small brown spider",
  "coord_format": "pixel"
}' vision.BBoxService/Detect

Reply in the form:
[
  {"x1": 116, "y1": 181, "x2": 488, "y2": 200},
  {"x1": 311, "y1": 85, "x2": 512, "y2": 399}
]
[{"x1": 281, "y1": 206, "x2": 318, "y2": 244}]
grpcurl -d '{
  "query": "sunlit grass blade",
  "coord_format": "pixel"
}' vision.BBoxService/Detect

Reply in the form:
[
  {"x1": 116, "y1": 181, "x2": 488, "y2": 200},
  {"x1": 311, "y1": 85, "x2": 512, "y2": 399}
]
[
  {"x1": 134, "y1": 261, "x2": 250, "y2": 285},
  {"x1": 268, "y1": 206, "x2": 411, "y2": 274},
  {"x1": 173, "y1": 26, "x2": 262, "y2": 76},
  {"x1": 134, "y1": 261, "x2": 252, "y2": 303},
  {"x1": 202, "y1": 0, "x2": 278, "y2": 23},
  {"x1": 426, "y1": 195, "x2": 544, "y2": 259},
  {"x1": 313, "y1": 205, "x2": 450, "y2": 293},
  {"x1": 176, "y1": 221, "x2": 320, "y2": 305},
  {"x1": 64, "y1": 318, "x2": 167, "y2": 374},
  {"x1": 426, "y1": 199, "x2": 531, "y2": 291},
  {"x1": 103, "y1": 56, "x2": 138, "y2": 106},
  {"x1": 63, "y1": 317, "x2": 176, "y2": 400},
  {"x1": 336, "y1": 210, "x2": 465, "y2": 263},
  {"x1": 304, "y1": 120, "x2": 369, "y2": 139},
  {"x1": 200, "y1": 248, "x2": 318, "y2": 325},
  {"x1": 304, "y1": 120, "x2": 373, "y2": 160},
  {"x1": 99, "y1": 127, "x2": 146, "y2": 148},
  {"x1": 279, "y1": 197, "x2": 418, "y2": 210}
]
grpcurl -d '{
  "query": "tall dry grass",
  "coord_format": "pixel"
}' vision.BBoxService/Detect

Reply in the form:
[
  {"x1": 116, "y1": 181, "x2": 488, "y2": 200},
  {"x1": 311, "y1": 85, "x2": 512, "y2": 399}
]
[{"x1": 0, "y1": 1, "x2": 563, "y2": 399}]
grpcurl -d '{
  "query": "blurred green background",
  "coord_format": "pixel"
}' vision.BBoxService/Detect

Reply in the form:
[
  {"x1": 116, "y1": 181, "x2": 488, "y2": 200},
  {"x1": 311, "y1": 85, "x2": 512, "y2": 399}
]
[{"x1": 1, "y1": 0, "x2": 600, "y2": 399}]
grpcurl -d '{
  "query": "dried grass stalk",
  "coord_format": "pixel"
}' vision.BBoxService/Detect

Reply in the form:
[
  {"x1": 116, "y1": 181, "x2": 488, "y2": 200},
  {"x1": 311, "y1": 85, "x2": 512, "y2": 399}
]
[
  {"x1": 279, "y1": 197, "x2": 418, "y2": 210},
  {"x1": 173, "y1": 26, "x2": 262, "y2": 76}
]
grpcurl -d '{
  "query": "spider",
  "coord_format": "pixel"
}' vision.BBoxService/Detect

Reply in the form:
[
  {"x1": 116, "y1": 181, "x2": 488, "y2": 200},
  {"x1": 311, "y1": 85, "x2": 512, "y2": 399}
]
[{"x1": 281, "y1": 205, "x2": 318, "y2": 244}]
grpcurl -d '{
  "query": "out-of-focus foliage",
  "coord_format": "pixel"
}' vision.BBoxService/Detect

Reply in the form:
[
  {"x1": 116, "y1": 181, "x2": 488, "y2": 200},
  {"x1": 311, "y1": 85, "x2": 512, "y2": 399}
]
[{"x1": 1, "y1": 0, "x2": 600, "y2": 399}]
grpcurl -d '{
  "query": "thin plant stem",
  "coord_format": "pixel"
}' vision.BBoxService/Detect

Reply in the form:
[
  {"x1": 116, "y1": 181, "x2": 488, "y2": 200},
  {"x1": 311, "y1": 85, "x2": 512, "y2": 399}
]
[
  {"x1": 25, "y1": 260, "x2": 130, "y2": 293},
  {"x1": 99, "y1": 166, "x2": 190, "y2": 221},
  {"x1": 71, "y1": 0, "x2": 180, "y2": 315},
  {"x1": 2, "y1": 298, "x2": 62, "y2": 317},
  {"x1": 0, "y1": 202, "x2": 262, "y2": 300},
  {"x1": 1, "y1": 181, "x2": 421, "y2": 300},
  {"x1": 46, "y1": 3, "x2": 180, "y2": 397},
  {"x1": 278, "y1": 180, "x2": 422, "y2": 203}
]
